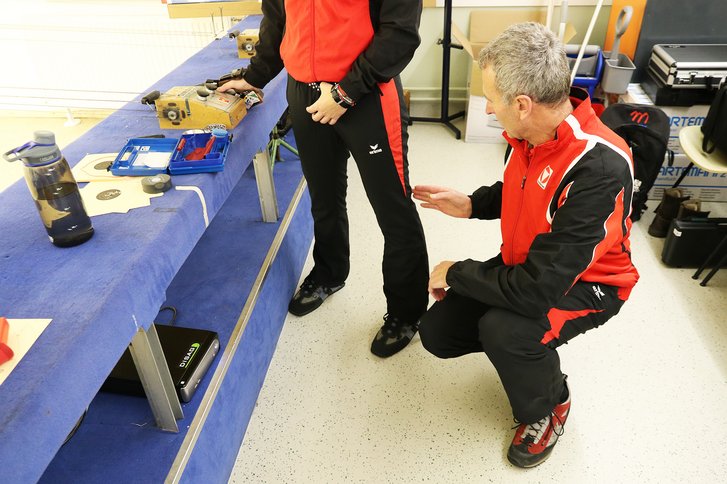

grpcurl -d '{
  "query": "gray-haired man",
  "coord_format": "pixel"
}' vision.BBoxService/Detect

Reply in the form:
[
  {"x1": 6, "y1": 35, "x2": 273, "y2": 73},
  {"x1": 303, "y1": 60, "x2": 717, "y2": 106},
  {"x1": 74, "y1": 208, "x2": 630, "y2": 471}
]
[{"x1": 414, "y1": 22, "x2": 639, "y2": 467}]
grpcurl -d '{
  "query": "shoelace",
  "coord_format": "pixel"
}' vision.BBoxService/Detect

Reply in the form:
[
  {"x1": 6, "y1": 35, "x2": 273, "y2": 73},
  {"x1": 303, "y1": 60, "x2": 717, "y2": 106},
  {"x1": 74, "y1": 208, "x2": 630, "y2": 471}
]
[
  {"x1": 299, "y1": 277, "x2": 317, "y2": 296},
  {"x1": 512, "y1": 411, "x2": 566, "y2": 442},
  {"x1": 381, "y1": 313, "x2": 401, "y2": 335}
]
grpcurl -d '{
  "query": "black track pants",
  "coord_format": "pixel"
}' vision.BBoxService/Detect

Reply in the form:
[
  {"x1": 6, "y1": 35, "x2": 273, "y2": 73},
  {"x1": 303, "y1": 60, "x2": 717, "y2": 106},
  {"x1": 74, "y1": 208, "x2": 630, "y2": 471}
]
[
  {"x1": 286, "y1": 76, "x2": 429, "y2": 323},
  {"x1": 418, "y1": 281, "x2": 626, "y2": 423}
]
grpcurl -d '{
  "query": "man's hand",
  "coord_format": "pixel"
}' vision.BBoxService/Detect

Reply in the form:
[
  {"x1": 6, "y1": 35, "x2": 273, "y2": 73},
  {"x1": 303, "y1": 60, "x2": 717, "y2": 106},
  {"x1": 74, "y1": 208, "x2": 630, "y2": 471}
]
[
  {"x1": 215, "y1": 78, "x2": 262, "y2": 97},
  {"x1": 306, "y1": 82, "x2": 347, "y2": 125},
  {"x1": 429, "y1": 260, "x2": 455, "y2": 301},
  {"x1": 413, "y1": 185, "x2": 472, "y2": 218}
]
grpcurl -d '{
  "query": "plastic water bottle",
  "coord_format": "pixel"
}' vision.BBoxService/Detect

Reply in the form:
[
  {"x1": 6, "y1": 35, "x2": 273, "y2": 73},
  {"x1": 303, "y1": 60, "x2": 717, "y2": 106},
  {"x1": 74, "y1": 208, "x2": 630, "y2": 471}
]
[{"x1": 3, "y1": 131, "x2": 94, "y2": 247}]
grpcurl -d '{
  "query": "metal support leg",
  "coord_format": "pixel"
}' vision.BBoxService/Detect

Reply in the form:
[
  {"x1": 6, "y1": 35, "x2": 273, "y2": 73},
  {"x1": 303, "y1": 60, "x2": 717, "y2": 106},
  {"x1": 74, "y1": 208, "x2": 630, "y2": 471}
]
[
  {"x1": 129, "y1": 324, "x2": 183, "y2": 432},
  {"x1": 693, "y1": 233, "x2": 727, "y2": 286},
  {"x1": 267, "y1": 125, "x2": 299, "y2": 162},
  {"x1": 253, "y1": 149, "x2": 279, "y2": 223}
]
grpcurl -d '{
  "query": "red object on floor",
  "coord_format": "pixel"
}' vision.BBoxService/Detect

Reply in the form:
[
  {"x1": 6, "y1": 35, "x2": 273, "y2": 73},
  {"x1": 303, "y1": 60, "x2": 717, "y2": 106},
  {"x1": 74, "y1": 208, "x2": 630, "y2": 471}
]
[{"x1": 0, "y1": 316, "x2": 14, "y2": 365}]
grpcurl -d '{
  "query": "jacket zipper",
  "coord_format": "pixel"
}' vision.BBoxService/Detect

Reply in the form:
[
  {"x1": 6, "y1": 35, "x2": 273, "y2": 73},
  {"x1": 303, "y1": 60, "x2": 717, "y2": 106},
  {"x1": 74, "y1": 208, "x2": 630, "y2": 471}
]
[
  {"x1": 510, "y1": 149, "x2": 533, "y2": 263},
  {"x1": 310, "y1": 0, "x2": 317, "y2": 80}
]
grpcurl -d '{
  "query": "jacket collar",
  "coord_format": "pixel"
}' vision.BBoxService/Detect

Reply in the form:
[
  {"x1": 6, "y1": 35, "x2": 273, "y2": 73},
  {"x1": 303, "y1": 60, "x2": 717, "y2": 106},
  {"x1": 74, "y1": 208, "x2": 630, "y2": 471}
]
[{"x1": 503, "y1": 87, "x2": 594, "y2": 151}]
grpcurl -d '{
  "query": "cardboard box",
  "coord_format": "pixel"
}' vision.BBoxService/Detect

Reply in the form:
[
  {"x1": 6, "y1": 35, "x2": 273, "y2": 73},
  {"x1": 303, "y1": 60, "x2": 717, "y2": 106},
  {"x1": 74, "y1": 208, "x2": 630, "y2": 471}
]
[
  {"x1": 618, "y1": 84, "x2": 726, "y2": 201},
  {"x1": 454, "y1": 10, "x2": 573, "y2": 143},
  {"x1": 651, "y1": 153, "x2": 727, "y2": 202}
]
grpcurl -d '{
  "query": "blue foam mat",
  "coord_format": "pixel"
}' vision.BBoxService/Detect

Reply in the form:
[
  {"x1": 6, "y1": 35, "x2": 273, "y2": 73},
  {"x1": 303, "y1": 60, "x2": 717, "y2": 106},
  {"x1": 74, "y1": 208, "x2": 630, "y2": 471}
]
[{"x1": 39, "y1": 140, "x2": 313, "y2": 482}]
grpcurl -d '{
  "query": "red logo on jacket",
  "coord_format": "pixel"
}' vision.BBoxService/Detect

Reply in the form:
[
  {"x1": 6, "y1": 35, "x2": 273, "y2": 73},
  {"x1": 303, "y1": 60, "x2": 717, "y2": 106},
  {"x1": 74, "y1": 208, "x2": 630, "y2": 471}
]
[{"x1": 537, "y1": 165, "x2": 553, "y2": 189}]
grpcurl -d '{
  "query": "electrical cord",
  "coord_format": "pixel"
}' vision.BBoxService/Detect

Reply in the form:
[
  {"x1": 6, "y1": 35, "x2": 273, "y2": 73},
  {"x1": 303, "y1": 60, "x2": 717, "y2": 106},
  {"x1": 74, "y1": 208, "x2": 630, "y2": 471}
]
[{"x1": 156, "y1": 306, "x2": 178, "y2": 326}]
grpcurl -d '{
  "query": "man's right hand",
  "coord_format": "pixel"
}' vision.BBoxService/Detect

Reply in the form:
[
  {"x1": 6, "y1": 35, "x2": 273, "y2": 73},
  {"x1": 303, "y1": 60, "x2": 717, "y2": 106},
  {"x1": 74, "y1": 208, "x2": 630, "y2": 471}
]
[
  {"x1": 215, "y1": 78, "x2": 262, "y2": 97},
  {"x1": 413, "y1": 185, "x2": 472, "y2": 218}
]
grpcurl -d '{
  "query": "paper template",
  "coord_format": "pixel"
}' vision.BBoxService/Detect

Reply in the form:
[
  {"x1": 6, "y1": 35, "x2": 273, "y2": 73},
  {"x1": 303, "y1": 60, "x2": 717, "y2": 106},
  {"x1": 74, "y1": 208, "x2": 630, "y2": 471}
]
[
  {"x1": 0, "y1": 318, "x2": 53, "y2": 386},
  {"x1": 72, "y1": 153, "x2": 131, "y2": 183},
  {"x1": 79, "y1": 178, "x2": 163, "y2": 217}
]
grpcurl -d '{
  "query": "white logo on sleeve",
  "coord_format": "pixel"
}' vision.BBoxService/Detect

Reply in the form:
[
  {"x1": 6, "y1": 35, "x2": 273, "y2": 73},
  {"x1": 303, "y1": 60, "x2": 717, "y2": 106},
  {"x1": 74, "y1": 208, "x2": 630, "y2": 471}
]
[
  {"x1": 369, "y1": 144, "x2": 383, "y2": 155},
  {"x1": 592, "y1": 285, "x2": 605, "y2": 300},
  {"x1": 537, "y1": 165, "x2": 553, "y2": 189}
]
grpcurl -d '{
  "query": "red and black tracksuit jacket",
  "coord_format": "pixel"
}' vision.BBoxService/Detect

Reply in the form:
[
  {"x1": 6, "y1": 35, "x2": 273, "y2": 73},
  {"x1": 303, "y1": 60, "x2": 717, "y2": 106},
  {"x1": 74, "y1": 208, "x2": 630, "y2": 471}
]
[
  {"x1": 446, "y1": 90, "x2": 639, "y2": 343},
  {"x1": 243, "y1": 0, "x2": 429, "y2": 323},
  {"x1": 244, "y1": 0, "x2": 422, "y2": 103}
]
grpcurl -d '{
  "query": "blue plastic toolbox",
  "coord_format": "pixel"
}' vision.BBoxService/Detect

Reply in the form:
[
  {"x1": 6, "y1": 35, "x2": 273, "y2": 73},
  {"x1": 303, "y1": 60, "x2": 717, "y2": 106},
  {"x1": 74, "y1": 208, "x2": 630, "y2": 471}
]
[
  {"x1": 169, "y1": 131, "x2": 230, "y2": 175},
  {"x1": 110, "y1": 130, "x2": 231, "y2": 176}
]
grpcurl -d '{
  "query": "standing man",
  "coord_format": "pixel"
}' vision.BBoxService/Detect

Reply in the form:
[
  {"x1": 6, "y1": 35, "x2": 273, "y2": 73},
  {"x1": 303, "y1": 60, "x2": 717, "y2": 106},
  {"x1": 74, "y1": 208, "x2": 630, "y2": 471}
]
[
  {"x1": 219, "y1": 1, "x2": 429, "y2": 357},
  {"x1": 413, "y1": 23, "x2": 639, "y2": 467}
]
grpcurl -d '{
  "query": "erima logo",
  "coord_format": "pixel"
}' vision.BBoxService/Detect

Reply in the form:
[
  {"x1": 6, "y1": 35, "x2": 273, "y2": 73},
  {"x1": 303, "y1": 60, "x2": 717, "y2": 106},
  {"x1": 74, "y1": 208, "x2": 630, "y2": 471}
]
[
  {"x1": 179, "y1": 342, "x2": 200, "y2": 368},
  {"x1": 592, "y1": 285, "x2": 605, "y2": 300},
  {"x1": 369, "y1": 144, "x2": 383, "y2": 155},
  {"x1": 537, "y1": 166, "x2": 553, "y2": 189},
  {"x1": 630, "y1": 110, "x2": 649, "y2": 125}
]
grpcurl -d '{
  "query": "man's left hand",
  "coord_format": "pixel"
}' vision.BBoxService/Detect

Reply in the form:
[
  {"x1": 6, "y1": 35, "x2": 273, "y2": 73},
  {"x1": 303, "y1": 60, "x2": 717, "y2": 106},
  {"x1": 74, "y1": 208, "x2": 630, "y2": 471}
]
[
  {"x1": 429, "y1": 260, "x2": 455, "y2": 301},
  {"x1": 306, "y1": 82, "x2": 347, "y2": 125}
]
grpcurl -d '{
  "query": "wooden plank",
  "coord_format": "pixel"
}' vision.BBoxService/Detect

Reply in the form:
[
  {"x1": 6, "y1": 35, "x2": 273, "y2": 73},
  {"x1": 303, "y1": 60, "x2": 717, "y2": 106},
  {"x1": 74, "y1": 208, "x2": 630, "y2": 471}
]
[{"x1": 167, "y1": 1, "x2": 262, "y2": 19}]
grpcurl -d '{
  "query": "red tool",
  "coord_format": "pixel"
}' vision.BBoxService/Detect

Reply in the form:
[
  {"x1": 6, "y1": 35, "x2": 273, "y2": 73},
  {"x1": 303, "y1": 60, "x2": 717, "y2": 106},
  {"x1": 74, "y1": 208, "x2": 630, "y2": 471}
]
[
  {"x1": 0, "y1": 316, "x2": 14, "y2": 365},
  {"x1": 185, "y1": 135, "x2": 216, "y2": 161}
]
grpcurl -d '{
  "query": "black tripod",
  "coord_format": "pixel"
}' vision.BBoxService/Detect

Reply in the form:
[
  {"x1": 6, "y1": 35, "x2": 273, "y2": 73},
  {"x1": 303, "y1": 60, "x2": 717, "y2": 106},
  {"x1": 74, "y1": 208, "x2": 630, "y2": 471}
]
[
  {"x1": 410, "y1": 0, "x2": 465, "y2": 139},
  {"x1": 268, "y1": 108, "x2": 299, "y2": 162}
]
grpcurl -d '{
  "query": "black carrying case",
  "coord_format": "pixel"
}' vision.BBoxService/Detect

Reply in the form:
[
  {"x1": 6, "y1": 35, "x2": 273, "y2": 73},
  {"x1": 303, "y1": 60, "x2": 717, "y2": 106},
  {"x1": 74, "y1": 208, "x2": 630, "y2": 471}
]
[{"x1": 661, "y1": 217, "x2": 727, "y2": 267}]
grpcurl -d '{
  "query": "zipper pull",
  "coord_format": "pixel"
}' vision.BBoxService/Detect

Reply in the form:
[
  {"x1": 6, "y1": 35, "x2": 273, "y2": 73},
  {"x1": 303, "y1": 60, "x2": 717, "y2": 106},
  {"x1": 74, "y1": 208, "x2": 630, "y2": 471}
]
[{"x1": 521, "y1": 176, "x2": 526, "y2": 189}]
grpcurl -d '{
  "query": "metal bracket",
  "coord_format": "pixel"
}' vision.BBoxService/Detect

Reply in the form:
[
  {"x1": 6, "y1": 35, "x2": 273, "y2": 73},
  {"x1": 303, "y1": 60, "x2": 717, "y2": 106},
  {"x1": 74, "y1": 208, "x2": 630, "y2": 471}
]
[
  {"x1": 129, "y1": 324, "x2": 184, "y2": 432},
  {"x1": 253, "y1": 149, "x2": 279, "y2": 223}
]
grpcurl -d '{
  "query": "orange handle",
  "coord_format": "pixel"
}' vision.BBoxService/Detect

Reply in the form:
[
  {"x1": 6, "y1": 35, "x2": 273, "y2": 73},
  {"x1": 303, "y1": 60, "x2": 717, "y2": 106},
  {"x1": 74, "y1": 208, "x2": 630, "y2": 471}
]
[{"x1": 201, "y1": 135, "x2": 216, "y2": 157}]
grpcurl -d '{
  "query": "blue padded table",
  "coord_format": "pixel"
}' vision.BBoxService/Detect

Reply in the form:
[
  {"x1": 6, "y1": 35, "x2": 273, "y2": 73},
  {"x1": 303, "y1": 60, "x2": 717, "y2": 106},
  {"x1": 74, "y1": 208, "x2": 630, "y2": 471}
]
[{"x1": 0, "y1": 16, "x2": 312, "y2": 483}]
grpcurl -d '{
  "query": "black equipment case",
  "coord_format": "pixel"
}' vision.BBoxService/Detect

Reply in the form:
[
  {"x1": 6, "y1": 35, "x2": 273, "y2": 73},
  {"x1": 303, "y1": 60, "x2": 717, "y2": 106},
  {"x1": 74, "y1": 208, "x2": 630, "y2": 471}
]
[
  {"x1": 661, "y1": 217, "x2": 727, "y2": 267},
  {"x1": 643, "y1": 44, "x2": 727, "y2": 106}
]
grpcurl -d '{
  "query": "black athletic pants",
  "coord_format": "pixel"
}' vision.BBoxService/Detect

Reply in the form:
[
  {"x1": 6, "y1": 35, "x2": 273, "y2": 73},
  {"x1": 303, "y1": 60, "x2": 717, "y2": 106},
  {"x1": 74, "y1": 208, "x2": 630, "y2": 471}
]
[
  {"x1": 418, "y1": 281, "x2": 626, "y2": 423},
  {"x1": 286, "y1": 76, "x2": 429, "y2": 323}
]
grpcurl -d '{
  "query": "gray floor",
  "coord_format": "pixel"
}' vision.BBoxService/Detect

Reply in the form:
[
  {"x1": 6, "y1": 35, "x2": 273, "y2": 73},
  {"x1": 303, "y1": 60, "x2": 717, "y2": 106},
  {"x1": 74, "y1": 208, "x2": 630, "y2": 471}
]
[{"x1": 228, "y1": 122, "x2": 727, "y2": 483}]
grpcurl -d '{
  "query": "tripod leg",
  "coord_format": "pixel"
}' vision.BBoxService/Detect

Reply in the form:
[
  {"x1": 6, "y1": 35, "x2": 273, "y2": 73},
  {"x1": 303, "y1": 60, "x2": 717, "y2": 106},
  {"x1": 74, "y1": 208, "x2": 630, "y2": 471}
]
[
  {"x1": 693, "y1": 234, "x2": 727, "y2": 280},
  {"x1": 699, "y1": 251, "x2": 727, "y2": 286},
  {"x1": 269, "y1": 140, "x2": 279, "y2": 163},
  {"x1": 278, "y1": 139, "x2": 299, "y2": 157}
]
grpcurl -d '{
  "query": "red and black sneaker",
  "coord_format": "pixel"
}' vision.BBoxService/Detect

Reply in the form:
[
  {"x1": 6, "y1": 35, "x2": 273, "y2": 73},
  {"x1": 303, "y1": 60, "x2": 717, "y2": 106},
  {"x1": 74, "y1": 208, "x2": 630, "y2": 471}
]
[{"x1": 507, "y1": 377, "x2": 571, "y2": 468}]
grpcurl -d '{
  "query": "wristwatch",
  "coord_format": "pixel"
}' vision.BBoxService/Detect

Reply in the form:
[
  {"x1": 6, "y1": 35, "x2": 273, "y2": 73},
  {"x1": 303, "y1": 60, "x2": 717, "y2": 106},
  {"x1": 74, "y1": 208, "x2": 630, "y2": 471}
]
[{"x1": 330, "y1": 83, "x2": 355, "y2": 109}]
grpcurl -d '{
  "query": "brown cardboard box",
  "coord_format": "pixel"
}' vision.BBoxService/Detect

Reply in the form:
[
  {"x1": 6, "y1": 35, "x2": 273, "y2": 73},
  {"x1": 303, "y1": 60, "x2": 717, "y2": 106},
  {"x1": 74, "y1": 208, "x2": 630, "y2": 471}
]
[
  {"x1": 453, "y1": 10, "x2": 549, "y2": 97},
  {"x1": 454, "y1": 10, "x2": 574, "y2": 143}
]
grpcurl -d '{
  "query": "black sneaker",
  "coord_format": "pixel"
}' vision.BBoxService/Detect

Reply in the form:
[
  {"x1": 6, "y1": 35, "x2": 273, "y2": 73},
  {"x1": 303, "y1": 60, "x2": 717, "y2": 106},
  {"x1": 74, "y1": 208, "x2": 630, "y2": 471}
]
[
  {"x1": 370, "y1": 314, "x2": 419, "y2": 358},
  {"x1": 288, "y1": 275, "x2": 344, "y2": 317}
]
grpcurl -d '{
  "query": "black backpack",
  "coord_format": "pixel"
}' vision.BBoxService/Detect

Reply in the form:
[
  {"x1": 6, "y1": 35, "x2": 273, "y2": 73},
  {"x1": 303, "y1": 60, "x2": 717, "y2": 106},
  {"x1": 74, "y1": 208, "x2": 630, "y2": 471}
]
[
  {"x1": 701, "y1": 84, "x2": 727, "y2": 155},
  {"x1": 600, "y1": 103, "x2": 674, "y2": 222}
]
